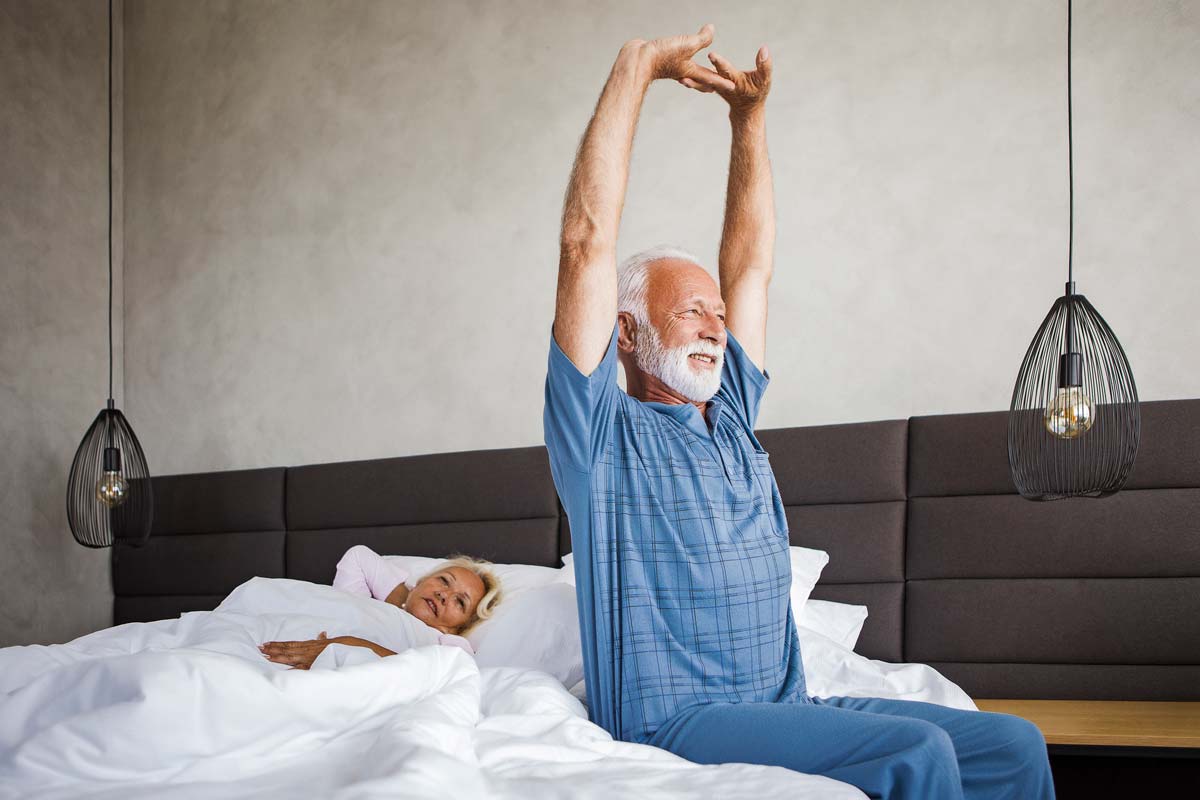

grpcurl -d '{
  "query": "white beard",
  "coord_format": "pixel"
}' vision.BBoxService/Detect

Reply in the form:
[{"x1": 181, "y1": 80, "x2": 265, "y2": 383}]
[{"x1": 633, "y1": 320, "x2": 725, "y2": 402}]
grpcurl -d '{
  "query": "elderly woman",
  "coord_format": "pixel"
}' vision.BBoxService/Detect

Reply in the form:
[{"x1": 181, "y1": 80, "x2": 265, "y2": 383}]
[{"x1": 260, "y1": 545, "x2": 503, "y2": 668}]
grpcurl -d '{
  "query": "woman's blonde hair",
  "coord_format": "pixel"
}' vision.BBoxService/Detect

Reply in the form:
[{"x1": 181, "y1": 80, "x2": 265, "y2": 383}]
[{"x1": 416, "y1": 554, "x2": 503, "y2": 636}]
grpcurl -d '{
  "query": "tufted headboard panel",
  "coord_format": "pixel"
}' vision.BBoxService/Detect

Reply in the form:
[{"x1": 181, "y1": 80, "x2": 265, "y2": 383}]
[
  {"x1": 905, "y1": 398, "x2": 1200, "y2": 699},
  {"x1": 113, "y1": 399, "x2": 1200, "y2": 699}
]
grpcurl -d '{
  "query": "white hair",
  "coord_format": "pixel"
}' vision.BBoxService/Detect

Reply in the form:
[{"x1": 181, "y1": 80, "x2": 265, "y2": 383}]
[
  {"x1": 615, "y1": 245, "x2": 725, "y2": 403},
  {"x1": 616, "y1": 245, "x2": 706, "y2": 325}
]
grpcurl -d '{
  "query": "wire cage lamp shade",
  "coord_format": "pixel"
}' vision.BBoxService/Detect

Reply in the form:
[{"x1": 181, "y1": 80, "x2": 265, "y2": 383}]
[
  {"x1": 1008, "y1": 286, "x2": 1140, "y2": 500},
  {"x1": 67, "y1": 403, "x2": 153, "y2": 547}
]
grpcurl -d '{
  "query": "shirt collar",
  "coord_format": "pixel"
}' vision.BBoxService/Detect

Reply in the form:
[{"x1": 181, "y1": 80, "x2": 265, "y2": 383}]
[{"x1": 641, "y1": 396, "x2": 724, "y2": 439}]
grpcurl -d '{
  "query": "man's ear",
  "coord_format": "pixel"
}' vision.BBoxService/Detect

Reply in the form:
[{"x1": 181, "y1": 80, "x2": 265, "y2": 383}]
[{"x1": 617, "y1": 311, "x2": 637, "y2": 353}]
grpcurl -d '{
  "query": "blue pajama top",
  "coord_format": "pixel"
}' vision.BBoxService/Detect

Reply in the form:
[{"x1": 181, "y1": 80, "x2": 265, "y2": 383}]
[{"x1": 543, "y1": 321, "x2": 807, "y2": 745}]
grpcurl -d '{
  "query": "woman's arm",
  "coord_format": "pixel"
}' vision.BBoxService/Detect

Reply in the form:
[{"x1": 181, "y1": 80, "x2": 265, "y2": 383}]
[
  {"x1": 332, "y1": 545, "x2": 409, "y2": 601},
  {"x1": 333, "y1": 636, "x2": 397, "y2": 659},
  {"x1": 260, "y1": 632, "x2": 397, "y2": 669}
]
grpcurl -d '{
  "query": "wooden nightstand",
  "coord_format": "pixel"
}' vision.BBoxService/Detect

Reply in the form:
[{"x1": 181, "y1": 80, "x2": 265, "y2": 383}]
[{"x1": 975, "y1": 700, "x2": 1200, "y2": 796}]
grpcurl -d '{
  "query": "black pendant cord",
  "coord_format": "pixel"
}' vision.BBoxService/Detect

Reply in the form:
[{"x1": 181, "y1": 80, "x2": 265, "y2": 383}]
[
  {"x1": 1067, "y1": 0, "x2": 1074, "y2": 290},
  {"x1": 1064, "y1": 0, "x2": 1075, "y2": 358},
  {"x1": 107, "y1": 0, "x2": 114, "y2": 406}
]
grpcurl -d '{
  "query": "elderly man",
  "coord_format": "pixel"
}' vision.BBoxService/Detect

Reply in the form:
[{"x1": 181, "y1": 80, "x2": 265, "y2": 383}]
[{"x1": 543, "y1": 24, "x2": 1054, "y2": 800}]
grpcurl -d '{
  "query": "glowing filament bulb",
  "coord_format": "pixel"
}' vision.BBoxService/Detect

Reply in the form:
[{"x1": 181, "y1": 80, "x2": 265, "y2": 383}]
[
  {"x1": 1044, "y1": 386, "x2": 1094, "y2": 439},
  {"x1": 95, "y1": 446, "x2": 129, "y2": 507},
  {"x1": 96, "y1": 470, "x2": 129, "y2": 507}
]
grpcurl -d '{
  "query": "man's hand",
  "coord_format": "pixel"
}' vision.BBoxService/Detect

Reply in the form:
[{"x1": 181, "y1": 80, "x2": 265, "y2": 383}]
[
  {"x1": 681, "y1": 45, "x2": 772, "y2": 117},
  {"x1": 635, "y1": 24, "x2": 735, "y2": 94},
  {"x1": 259, "y1": 631, "x2": 334, "y2": 670}
]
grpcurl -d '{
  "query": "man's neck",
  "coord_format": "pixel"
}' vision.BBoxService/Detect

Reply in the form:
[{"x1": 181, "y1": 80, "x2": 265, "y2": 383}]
[
  {"x1": 629, "y1": 387, "x2": 708, "y2": 418},
  {"x1": 623, "y1": 363, "x2": 710, "y2": 418}
]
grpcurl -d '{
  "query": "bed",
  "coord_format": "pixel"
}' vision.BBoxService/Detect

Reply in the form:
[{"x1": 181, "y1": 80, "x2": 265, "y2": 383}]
[{"x1": 2, "y1": 398, "x2": 1197, "y2": 797}]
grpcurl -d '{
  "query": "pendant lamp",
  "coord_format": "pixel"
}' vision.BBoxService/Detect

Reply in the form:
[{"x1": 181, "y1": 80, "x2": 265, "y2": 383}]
[
  {"x1": 1007, "y1": 0, "x2": 1140, "y2": 501},
  {"x1": 66, "y1": 0, "x2": 153, "y2": 547}
]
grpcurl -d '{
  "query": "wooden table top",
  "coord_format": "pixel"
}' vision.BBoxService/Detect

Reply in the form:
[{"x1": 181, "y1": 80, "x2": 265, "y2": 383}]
[{"x1": 975, "y1": 699, "x2": 1200, "y2": 749}]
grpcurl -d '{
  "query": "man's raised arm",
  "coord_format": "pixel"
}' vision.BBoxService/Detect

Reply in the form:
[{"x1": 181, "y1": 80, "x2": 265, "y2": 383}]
[
  {"x1": 554, "y1": 25, "x2": 733, "y2": 375},
  {"x1": 692, "y1": 46, "x2": 775, "y2": 371}
]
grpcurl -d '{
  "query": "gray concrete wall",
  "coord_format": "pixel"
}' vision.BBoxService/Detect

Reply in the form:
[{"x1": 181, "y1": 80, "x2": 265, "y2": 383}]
[
  {"x1": 123, "y1": 0, "x2": 1199, "y2": 479},
  {"x1": 1, "y1": 0, "x2": 121, "y2": 646},
  {"x1": 6, "y1": 0, "x2": 1196, "y2": 645}
]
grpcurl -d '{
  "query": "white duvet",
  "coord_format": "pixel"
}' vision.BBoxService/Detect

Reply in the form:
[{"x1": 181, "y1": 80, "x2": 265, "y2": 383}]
[{"x1": 0, "y1": 578, "x2": 972, "y2": 799}]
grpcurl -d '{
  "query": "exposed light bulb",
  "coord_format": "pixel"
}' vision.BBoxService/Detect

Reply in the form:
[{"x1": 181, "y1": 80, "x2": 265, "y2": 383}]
[
  {"x1": 95, "y1": 445, "x2": 129, "y2": 507},
  {"x1": 1044, "y1": 386, "x2": 1093, "y2": 439},
  {"x1": 96, "y1": 470, "x2": 129, "y2": 507}
]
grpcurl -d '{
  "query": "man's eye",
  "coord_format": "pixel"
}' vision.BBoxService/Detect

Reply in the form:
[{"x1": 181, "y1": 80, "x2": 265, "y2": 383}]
[
  {"x1": 718, "y1": 315, "x2": 726, "y2": 321},
  {"x1": 440, "y1": 576, "x2": 449, "y2": 585},
  {"x1": 458, "y1": 599, "x2": 466, "y2": 610}
]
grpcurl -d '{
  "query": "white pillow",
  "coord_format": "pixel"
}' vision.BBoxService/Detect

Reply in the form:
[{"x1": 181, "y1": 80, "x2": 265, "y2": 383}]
[
  {"x1": 554, "y1": 553, "x2": 577, "y2": 584},
  {"x1": 559, "y1": 547, "x2": 830, "y2": 619},
  {"x1": 788, "y1": 547, "x2": 830, "y2": 615},
  {"x1": 798, "y1": 599, "x2": 869, "y2": 650},
  {"x1": 467, "y1": 582, "x2": 583, "y2": 688}
]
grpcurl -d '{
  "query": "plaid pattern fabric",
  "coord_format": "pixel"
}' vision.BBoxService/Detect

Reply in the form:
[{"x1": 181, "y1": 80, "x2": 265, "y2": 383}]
[{"x1": 544, "y1": 323, "x2": 807, "y2": 745}]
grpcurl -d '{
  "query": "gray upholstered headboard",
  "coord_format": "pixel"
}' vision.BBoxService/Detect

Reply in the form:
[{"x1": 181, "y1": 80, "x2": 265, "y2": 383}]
[{"x1": 111, "y1": 398, "x2": 1200, "y2": 700}]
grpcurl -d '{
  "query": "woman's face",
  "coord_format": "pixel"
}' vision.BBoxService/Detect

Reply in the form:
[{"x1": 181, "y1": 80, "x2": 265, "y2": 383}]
[{"x1": 403, "y1": 566, "x2": 486, "y2": 635}]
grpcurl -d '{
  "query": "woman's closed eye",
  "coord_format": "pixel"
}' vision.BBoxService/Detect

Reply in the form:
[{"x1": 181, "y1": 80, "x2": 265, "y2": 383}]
[{"x1": 440, "y1": 575, "x2": 467, "y2": 610}]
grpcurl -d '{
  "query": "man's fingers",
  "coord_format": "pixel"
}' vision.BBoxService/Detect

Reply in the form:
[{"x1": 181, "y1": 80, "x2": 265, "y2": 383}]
[
  {"x1": 678, "y1": 77, "x2": 714, "y2": 93},
  {"x1": 707, "y1": 52, "x2": 739, "y2": 81},
  {"x1": 755, "y1": 45, "x2": 772, "y2": 83},
  {"x1": 689, "y1": 23, "x2": 715, "y2": 51},
  {"x1": 681, "y1": 63, "x2": 735, "y2": 93}
]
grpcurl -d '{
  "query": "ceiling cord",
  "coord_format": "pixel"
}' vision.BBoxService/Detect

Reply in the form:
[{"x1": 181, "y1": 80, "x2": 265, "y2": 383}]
[
  {"x1": 107, "y1": 0, "x2": 114, "y2": 403},
  {"x1": 1067, "y1": 0, "x2": 1074, "y2": 287}
]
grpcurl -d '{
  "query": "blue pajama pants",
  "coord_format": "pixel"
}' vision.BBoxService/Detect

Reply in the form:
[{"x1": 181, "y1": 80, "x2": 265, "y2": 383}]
[{"x1": 645, "y1": 696, "x2": 1055, "y2": 800}]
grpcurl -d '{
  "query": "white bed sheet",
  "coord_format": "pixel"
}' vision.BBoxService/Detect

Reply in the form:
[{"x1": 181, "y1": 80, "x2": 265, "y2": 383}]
[{"x1": 0, "y1": 577, "x2": 968, "y2": 799}]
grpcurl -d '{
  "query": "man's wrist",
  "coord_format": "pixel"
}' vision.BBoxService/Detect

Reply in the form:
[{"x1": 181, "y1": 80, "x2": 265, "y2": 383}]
[
  {"x1": 730, "y1": 104, "x2": 767, "y2": 128},
  {"x1": 615, "y1": 40, "x2": 655, "y2": 87}
]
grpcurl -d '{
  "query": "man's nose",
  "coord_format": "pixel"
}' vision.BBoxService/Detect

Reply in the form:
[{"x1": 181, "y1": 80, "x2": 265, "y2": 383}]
[{"x1": 699, "y1": 312, "x2": 724, "y2": 343}]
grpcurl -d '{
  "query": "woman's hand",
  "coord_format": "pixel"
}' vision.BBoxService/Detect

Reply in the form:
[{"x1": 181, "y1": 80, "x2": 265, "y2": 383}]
[
  {"x1": 630, "y1": 23, "x2": 735, "y2": 94},
  {"x1": 684, "y1": 45, "x2": 773, "y2": 118},
  {"x1": 259, "y1": 631, "x2": 336, "y2": 670}
]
